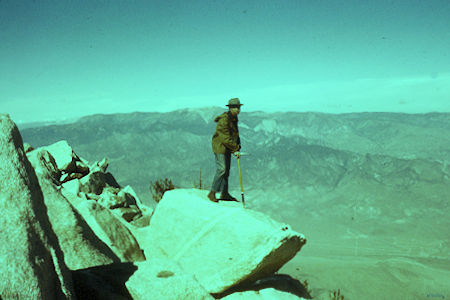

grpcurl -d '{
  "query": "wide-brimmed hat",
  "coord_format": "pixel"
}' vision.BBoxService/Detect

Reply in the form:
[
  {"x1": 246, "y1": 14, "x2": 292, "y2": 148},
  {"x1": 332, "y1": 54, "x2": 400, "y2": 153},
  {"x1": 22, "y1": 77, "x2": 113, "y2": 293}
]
[{"x1": 226, "y1": 98, "x2": 243, "y2": 107}]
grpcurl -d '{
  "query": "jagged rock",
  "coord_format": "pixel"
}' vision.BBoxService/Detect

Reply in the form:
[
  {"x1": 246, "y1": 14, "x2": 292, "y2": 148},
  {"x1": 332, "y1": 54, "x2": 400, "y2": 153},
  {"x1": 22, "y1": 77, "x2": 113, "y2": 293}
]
[
  {"x1": 78, "y1": 155, "x2": 90, "y2": 166},
  {"x1": 0, "y1": 114, "x2": 75, "y2": 299},
  {"x1": 61, "y1": 190, "x2": 146, "y2": 263},
  {"x1": 27, "y1": 148, "x2": 61, "y2": 183},
  {"x1": 91, "y1": 157, "x2": 110, "y2": 173},
  {"x1": 122, "y1": 185, "x2": 142, "y2": 207},
  {"x1": 61, "y1": 172, "x2": 85, "y2": 183},
  {"x1": 80, "y1": 171, "x2": 107, "y2": 195},
  {"x1": 98, "y1": 186, "x2": 125, "y2": 209},
  {"x1": 136, "y1": 189, "x2": 306, "y2": 294},
  {"x1": 62, "y1": 178, "x2": 82, "y2": 196},
  {"x1": 61, "y1": 173, "x2": 70, "y2": 183},
  {"x1": 117, "y1": 189, "x2": 138, "y2": 207},
  {"x1": 23, "y1": 142, "x2": 34, "y2": 153},
  {"x1": 130, "y1": 211, "x2": 152, "y2": 227},
  {"x1": 125, "y1": 259, "x2": 213, "y2": 300},
  {"x1": 97, "y1": 186, "x2": 139, "y2": 210},
  {"x1": 27, "y1": 149, "x2": 120, "y2": 270},
  {"x1": 80, "y1": 170, "x2": 120, "y2": 195},
  {"x1": 122, "y1": 185, "x2": 153, "y2": 227},
  {"x1": 86, "y1": 192, "x2": 101, "y2": 201},
  {"x1": 75, "y1": 160, "x2": 90, "y2": 175},
  {"x1": 38, "y1": 140, "x2": 78, "y2": 173},
  {"x1": 112, "y1": 206, "x2": 142, "y2": 222}
]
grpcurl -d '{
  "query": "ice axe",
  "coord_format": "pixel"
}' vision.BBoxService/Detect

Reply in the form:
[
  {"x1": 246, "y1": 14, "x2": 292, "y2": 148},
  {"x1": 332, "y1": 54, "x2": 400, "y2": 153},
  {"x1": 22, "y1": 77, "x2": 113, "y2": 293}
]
[{"x1": 236, "y1": 152, "x2": 249, "y2": 207}]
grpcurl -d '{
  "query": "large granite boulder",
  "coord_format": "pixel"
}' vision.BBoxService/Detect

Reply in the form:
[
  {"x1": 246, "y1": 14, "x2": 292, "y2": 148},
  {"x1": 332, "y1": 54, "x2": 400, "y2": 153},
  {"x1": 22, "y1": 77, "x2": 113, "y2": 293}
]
[
  {"x1": 0, "y1": 114, "x2": 74, "y2": 299},
  {"x1": 27, "y1": 149, "x2": 120, "y2": 270},
  {"x1": 38, "y1": 140, "x2": 79, "y2": 173},
  {"x1": 136, "y1": 189, "x2": 307, "y2": 294},
  {"x1": 125, "y1": 259, "x2": 213, "y2": 300}
]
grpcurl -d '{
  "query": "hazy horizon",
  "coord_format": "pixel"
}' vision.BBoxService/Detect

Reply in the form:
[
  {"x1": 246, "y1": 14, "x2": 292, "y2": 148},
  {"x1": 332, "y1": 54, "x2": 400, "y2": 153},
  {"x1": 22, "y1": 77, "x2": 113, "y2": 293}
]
[{"x1": 2, "y1": 0, "x2": 449, "y2": 123}]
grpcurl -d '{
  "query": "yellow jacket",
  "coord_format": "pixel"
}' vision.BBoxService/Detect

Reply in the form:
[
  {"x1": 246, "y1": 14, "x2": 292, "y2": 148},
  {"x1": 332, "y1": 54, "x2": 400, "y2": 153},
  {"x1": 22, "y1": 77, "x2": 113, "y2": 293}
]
[{"x1": 211, "y1": 112, "x2": 241, "y2": 154}]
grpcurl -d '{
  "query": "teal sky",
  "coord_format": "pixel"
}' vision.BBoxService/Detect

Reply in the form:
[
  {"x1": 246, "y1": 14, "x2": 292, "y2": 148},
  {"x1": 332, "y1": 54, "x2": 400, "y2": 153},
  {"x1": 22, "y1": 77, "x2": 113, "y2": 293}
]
[{"x1": 1, "y1": 0, "x2": 450, "y2": 123}]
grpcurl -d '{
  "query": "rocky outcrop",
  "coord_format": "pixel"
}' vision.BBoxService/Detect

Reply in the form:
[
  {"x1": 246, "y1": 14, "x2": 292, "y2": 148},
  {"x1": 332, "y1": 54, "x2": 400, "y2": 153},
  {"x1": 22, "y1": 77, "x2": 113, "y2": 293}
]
[
  {"x1": 23, "y1": 142, "x2": 34, "y2": 153},
  {"x1": 39, "y1": 140, "x2": 80, "y2": 173},
  {"x1": 0, "y1": 114, "x2": 74, "y2": 299},
  {"x1": 5, "y1": 119, "x2": 309, "y2": 299},
  {"x1": 61, "y1": 193, "x2": 146, "y2": 262},
  {"x1": 126, "y1": 259, "x2": 213, "y2": 300},
  {"x1": 136, "y1": 189, "x2": 307, "y2": 294},
  {"x1": 29, "y1": 140, "x2": 148, "y2": 262},
  {"x1": 35, "y1": 140, "x2": 153, "y2": 227},
  {"x1": 27, "y1": 149, "x2": 120, "y2": 270},
  {"x1": 121, "y1": 185, "x2": 153, "y2": 228}
]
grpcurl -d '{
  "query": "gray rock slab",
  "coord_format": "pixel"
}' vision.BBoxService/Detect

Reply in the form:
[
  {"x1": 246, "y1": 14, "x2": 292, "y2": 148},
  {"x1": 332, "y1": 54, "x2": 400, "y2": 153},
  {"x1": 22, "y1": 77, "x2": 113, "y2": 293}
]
[
  {"x1": 98, "y1": 186, "x2": 125, "y2": 209},
  {"x1": 90, "y1": 157, "x2": 109, "y2": 173},
  {"x1": 61, "y1": 190, "x2": 146, "y2": 263},
  {"x1": 122, "y1": 185, "x2": 145, "y2": 208},
  {"x1": 75, "y1": 160, "x2": 90, "y2": 175},
  {"x1": 136, "y1": 189, "x2": 306, "y2": 294},
  {"x1": 112, "y1": 206, "x2": 142, "y2": 222},
  {"x1": 23, "y1": 142, "x2": 34, "y2": 153},
  {"x1": 79, "y1": 170, "x2": 120, "y2": 195},
  {"x1": 0, "y1": 114, "x2": 75, "y2": 299},
  {"x1": 62, "y1": 178, "x2": 82, "y2": 196},
  {"x1": 37, "y1": 140, "x2": 78, "y2": 172},
  {"x1": 125, "y1": 259, "x2": 213, "y2": 300},
  {"x1": 27, "y1": 149, "x2": 120, "y2": 270}
]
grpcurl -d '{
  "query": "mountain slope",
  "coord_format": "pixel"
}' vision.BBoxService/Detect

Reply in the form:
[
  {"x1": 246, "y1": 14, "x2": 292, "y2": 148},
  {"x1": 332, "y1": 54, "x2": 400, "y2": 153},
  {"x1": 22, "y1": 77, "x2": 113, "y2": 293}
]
[{"x1": 21, "y1": 109, "x2": 450, "y2": 259}]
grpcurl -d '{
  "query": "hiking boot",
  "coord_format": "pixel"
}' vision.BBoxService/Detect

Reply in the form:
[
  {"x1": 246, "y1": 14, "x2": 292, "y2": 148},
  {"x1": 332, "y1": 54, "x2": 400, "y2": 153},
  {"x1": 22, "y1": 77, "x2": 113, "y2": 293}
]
[
  {"x1": 207, "y1": 191, "x2": 218, "y2": 203},
  {"x1": 220, "y1": 193, "x2": 237, "y2": 201}
]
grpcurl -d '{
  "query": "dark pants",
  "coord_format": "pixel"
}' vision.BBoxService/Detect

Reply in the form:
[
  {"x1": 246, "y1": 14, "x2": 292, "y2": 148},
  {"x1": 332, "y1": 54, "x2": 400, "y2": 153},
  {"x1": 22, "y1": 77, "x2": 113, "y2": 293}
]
[{"x1": 211, "y1": 151, "x2": 231, "y2": 194}]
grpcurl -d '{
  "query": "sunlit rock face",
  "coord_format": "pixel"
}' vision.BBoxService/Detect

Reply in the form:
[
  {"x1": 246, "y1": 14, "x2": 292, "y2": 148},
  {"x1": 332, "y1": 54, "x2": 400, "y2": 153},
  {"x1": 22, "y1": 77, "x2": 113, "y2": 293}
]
[
  {"x1": 126, "y1": 259, "x2": 213, "y2": 300},
  {"x1": 0, "y1": 114, "x2": 75, "y2": 299},
  {"x1": 136, "y1": 188, "x2": 306, "y2": 294},
  {"x1": 36, "y1": 140, "x2": 79, "y2": 173},
  {"x1": 26, "y1": 148, "x2": 120, "y2": 270},
  {"x1": 61, "y1": 195, "x2": 146, "y2": 262},
  {"x1": 28, "y1": 139, "x2": 148, "y2": 263}
]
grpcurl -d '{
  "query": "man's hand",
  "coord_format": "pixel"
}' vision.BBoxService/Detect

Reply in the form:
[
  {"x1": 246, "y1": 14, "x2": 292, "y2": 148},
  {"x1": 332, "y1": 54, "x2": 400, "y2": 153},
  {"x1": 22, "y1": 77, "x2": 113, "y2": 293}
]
[{"x1": 233, "y1": 151, "x2": 241, "y2": 158}]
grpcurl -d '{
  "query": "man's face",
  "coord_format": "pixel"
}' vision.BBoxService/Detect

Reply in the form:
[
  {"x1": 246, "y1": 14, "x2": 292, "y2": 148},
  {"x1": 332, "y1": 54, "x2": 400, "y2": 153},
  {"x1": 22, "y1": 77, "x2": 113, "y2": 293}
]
[{"x1": 230, "y1": 106, "x2": 241, "y2": 116}]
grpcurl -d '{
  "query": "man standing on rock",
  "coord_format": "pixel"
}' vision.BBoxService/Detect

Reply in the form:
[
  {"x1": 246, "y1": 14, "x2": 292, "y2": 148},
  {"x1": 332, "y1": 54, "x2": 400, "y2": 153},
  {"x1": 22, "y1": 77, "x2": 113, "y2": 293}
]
[{"x1": 208, "y1": 98, "x2": 242, "y2": 203}]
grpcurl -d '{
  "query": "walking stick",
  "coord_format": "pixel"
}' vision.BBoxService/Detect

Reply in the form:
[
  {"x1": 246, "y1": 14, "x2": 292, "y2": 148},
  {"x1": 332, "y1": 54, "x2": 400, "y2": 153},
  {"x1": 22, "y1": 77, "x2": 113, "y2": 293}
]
[{"x1": 237, "y1": 156, "x2": 245, "y2": 207}]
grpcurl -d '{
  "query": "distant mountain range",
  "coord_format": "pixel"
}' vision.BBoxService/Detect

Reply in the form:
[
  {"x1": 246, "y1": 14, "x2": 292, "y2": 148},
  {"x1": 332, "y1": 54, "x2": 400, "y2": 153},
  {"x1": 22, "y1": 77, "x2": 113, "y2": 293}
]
[{"x1": 21, "y1": 108, "x2": 450, "y2": 258}]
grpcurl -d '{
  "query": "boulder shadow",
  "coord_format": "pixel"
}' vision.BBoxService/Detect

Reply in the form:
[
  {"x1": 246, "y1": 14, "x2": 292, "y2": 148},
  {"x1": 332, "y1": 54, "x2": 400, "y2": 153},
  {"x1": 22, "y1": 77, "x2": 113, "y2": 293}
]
[
  {"x1": 213, "y1": 273, "x2": 313, "y2": 299},
  {"x1": 72, "y1": 262, "x2": 138, "y2": 300}
]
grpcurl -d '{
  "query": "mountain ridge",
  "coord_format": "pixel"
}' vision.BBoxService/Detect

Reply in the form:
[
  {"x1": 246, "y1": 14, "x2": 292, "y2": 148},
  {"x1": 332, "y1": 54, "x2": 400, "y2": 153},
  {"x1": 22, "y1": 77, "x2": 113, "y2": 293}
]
[{"x1": 21, "y1": 109, "x2": 450, "y2": 259}]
